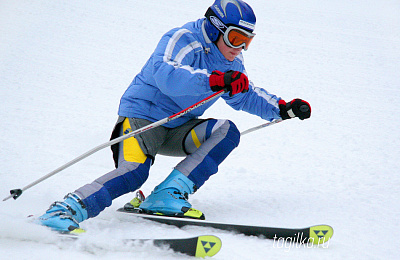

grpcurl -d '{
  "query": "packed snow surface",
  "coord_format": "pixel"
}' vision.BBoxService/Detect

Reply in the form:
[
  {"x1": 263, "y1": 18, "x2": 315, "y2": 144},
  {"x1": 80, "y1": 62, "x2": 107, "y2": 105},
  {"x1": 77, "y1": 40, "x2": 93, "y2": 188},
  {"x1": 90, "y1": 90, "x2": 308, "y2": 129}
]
[{"x1": 1, "y1": 0, "x2": 399, "y2": 259}]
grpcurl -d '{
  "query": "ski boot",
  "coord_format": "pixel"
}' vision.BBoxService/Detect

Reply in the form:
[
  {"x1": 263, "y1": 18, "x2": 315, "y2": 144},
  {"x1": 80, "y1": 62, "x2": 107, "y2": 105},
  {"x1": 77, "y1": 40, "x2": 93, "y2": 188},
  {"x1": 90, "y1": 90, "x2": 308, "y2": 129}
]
[
  {"x1": 138, "y1": 169, "x2": 205, "y2": 219},
  {"x1": 38, "y1": 193, "x2": 88, "y2": 233}
]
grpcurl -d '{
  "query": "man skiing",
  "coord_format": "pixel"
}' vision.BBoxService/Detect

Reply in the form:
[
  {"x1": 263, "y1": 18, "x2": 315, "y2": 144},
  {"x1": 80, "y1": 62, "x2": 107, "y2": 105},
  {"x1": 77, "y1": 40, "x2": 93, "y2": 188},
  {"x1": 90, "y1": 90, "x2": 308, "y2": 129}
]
[{"x1": 38, "y1": 0, "x2": 311, "y2": 232}]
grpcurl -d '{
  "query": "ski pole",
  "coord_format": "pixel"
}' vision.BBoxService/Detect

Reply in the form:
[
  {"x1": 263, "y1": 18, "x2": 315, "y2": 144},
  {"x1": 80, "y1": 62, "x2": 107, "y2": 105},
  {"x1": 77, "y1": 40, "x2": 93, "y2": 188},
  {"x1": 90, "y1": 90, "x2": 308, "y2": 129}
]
[
  {"x1": 241, "y1": 102, "x2": 310, "y2": 135},
  {"x1": 240, "y1": 119, "x2": 283, "y2": 136},
  {"x1": 3, "y1": 90, "x2": 226, "y2": 201}
]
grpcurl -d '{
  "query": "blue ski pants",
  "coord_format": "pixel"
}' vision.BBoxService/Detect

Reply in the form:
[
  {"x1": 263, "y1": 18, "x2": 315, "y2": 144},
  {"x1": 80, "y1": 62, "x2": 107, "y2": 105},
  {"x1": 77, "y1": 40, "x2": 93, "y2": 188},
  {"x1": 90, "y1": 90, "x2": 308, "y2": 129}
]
[{"x1": 74, "y1": 117, "x2": 240, "y2": 218}]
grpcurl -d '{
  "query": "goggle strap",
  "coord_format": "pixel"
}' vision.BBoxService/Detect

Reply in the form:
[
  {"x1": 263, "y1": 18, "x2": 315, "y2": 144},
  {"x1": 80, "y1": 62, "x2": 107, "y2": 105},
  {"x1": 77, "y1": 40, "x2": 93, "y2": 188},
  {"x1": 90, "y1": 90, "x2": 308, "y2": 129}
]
[{"x1": 205, "y1": 7, "x2": 227, "y2": 35}]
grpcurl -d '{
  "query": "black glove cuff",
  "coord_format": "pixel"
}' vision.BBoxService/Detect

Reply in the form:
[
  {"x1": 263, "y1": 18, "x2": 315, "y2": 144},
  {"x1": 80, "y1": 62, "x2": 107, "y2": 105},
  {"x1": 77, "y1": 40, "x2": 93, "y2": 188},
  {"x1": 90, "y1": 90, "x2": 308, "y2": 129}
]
[
  {"x1": 279, "y1": 103, "x2": 291, "y2": 120},
  {"x1": 210, "y1": 85, "x2": 223, "y2": 92}
]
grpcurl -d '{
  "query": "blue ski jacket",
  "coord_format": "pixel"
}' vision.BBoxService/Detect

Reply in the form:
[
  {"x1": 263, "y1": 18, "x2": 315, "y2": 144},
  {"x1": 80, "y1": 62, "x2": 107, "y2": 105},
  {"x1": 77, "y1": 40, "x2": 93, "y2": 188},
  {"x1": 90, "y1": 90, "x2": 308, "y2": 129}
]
[{"x1": 118, "y1": 18, "x2": 282, "y2": 128}]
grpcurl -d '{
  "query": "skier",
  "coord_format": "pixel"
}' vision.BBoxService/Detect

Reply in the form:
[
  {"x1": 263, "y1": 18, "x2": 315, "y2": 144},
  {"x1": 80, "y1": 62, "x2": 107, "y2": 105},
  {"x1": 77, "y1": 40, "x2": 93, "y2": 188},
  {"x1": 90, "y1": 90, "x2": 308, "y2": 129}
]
[{"x1": 38, "y1": 0, "x2": 311, "y2": 232}]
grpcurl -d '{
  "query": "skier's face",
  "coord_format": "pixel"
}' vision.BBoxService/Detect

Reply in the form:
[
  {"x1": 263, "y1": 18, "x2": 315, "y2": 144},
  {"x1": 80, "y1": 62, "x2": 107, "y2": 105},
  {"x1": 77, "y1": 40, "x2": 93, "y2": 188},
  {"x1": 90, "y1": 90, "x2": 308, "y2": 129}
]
[{"x1": 216, "y1": 35, "x2": 242, "y2": 61}]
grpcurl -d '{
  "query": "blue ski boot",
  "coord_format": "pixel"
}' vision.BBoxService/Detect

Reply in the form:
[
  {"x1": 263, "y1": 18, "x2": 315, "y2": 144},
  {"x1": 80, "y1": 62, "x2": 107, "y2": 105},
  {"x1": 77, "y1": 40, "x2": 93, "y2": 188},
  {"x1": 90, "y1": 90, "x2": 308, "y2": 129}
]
[
  {"x1": 139, "y1": 169, "x2": 204, "y2": 219},
  {"x1": 38, "y1": 193, "x2": 88, "y2": 233}
]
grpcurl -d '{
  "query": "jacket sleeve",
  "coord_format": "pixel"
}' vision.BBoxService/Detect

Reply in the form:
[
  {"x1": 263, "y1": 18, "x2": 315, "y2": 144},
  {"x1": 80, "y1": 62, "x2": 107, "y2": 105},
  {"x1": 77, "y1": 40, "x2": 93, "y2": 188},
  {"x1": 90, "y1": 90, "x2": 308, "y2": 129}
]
[
  {"x1": 223, "y1": 81, "x2": 283, "y2": 121},
  {"x1": 151, "y1": 28, "x2": 212, "y2": 96}
]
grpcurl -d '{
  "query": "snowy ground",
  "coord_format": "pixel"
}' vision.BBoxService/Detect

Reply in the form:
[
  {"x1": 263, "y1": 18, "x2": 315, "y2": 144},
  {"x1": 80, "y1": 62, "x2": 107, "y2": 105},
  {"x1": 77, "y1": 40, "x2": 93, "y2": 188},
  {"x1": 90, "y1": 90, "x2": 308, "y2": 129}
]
[{"x1": 1, "y1": 0, "x2": 399, "y2": 259}]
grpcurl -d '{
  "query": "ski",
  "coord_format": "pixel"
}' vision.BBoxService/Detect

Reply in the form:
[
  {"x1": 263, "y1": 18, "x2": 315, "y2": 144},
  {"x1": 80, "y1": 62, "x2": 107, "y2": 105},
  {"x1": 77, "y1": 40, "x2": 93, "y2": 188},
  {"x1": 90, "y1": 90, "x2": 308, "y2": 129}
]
[
  {"x1": 28, "y1": 213, "x2": 221, "y2": 258},
  {"x1": 60, "y1": 233, "x2": 222, "y2": 258},
  {"x1": 118, "y1": 203, "x2": 333, "y2": 245}
]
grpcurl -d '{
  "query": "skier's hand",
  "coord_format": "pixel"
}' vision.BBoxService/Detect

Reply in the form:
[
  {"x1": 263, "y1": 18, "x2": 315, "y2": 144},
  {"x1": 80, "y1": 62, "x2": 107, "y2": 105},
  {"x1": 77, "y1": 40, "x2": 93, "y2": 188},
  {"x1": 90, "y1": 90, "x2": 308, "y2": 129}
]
[
  {"x1": 279, "y1": 99, "x2": 311, "y2": 120},
  {"x1": 209, "y1": 70, "x2": 249, "y2": 97}
]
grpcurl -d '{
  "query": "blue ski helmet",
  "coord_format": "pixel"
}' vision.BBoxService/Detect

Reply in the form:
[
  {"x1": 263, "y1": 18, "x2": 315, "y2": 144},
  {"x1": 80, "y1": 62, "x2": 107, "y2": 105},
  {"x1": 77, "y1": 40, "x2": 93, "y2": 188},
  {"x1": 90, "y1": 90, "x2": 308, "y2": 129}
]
[{"x1": 204, "y1": 0, "x2": 256, "y2": 42}]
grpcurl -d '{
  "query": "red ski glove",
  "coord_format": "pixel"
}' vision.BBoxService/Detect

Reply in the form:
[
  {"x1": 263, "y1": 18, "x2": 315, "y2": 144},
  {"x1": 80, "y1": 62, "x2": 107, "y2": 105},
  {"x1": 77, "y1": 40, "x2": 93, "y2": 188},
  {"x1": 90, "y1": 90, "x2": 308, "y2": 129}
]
[
  {"x1": 209, "y1": 70, "x2": 249, "y2": 97},
  {"x1": 279, "y1": 99, "x2": 311, "y2": 120}
]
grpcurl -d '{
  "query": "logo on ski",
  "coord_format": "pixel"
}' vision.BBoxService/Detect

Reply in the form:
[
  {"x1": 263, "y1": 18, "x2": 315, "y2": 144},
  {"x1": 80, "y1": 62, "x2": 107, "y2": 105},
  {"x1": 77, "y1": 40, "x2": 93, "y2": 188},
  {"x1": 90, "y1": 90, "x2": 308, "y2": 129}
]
[
  {"x1": 201, "y1": 240, "x2": 216, "y2": 253},
  {"x1": 194, "y1": 235, "x2": 222, "y2": 257},
  {"x1": 313, "y1": 229, "x2": 329, "y2": 239}
]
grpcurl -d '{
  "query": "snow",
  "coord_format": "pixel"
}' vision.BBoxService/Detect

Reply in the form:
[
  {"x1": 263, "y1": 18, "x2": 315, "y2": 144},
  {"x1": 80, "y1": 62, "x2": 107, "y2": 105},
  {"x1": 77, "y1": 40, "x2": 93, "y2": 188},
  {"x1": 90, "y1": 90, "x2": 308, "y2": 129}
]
[{"x1": 1, "y1": 0, "x2": 399, "y2": 259}]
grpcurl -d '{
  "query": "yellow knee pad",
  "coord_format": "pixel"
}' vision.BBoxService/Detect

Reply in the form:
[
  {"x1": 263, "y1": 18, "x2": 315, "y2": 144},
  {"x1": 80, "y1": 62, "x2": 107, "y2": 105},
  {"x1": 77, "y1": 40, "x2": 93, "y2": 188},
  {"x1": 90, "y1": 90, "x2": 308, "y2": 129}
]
[{"x1": 122, "y1": 118, "x2": 147, "y2": 164}]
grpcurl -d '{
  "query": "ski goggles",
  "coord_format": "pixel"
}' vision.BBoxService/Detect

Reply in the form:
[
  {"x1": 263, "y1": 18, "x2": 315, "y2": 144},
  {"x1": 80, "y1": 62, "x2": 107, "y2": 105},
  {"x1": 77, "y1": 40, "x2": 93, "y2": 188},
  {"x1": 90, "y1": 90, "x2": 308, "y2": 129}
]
[
  {"x1": 205, "y1": 7, "x2": 255, "y2": 51},
  {"x1": 223, "y1": 26, "x2": 255, "y2": 50}
]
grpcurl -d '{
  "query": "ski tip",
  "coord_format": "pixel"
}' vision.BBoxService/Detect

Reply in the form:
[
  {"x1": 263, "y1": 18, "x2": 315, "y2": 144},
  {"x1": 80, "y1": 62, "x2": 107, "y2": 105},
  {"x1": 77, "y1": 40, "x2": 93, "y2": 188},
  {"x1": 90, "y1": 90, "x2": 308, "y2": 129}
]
[
  {"x1": 309, "y1": 225, "x2": 334, "y2": 245},
  {"x1": 195, "y1": 235, "x2": 222, "y2": 258}
]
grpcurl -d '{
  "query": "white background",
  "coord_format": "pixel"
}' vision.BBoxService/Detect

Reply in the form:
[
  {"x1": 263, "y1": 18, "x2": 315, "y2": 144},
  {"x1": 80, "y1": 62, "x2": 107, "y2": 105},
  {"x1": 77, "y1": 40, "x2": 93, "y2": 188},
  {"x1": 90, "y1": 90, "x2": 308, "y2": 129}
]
[{"x1": 1, "y1": 0, "x2": 399, "y2": 259}]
